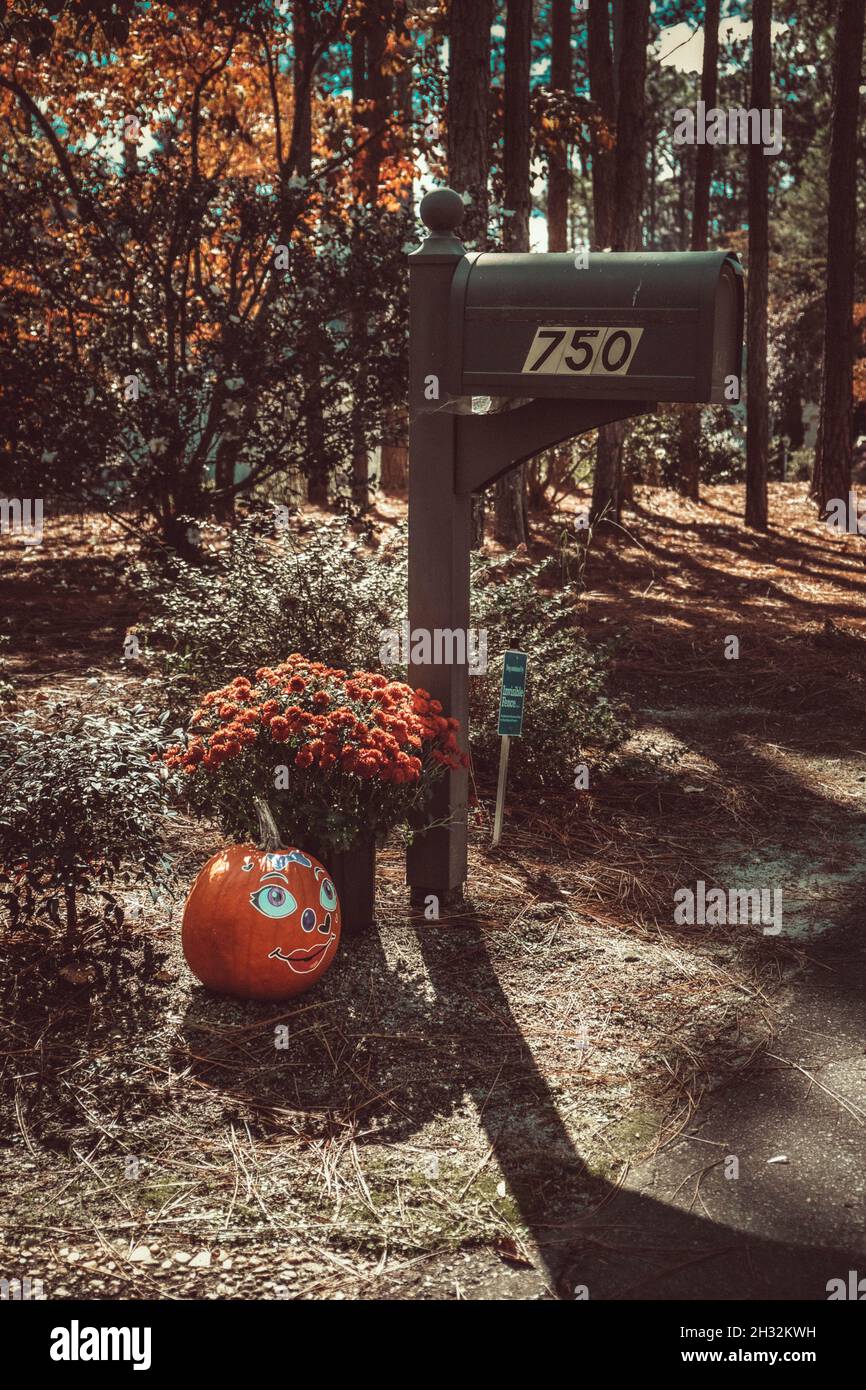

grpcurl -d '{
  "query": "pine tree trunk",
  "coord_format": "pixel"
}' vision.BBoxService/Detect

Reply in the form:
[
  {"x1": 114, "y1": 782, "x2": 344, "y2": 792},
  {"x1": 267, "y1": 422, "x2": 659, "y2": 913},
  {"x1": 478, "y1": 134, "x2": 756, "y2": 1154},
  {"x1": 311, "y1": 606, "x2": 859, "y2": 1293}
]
[
  {"x1": 610, "y1": 0, "x2": 648, "y2": 253},
  {"x1": 502, "y1": 0, "x2": 532, "y2": 249},
  {"x1": 591, "y1": 0, "x2": 650, "y2": 526},
  {"x1": 350, "y1": 27, "x2": 371, "y2": 510},
  {"x1": 648, "y1": 112, "x2": 657, "y2": 243},
  {"x1": 781, "y1": 381, "x2": 804, "y2": 451},
  {"x1": 494, "y1": 0, "x2": 532, "y2": 548},
  {"x1": 213, "y1": 449, "x2": 235, "y2": 521},
  {"x1": 447, "y1": 0, "x2": 493, "y2": 250},
  {"x1": 546, "y1": 0, "x2": 571, "y2": 252},
  {"x1": 448, "y1": 0, "x2": 493, "y2": 544},
  {"x1": 591, "y1": 420, "x2": 625, "y2": 525},
  {"x1": 677, "y1": 404, "x2": 702, "y2": 502},
  {"x1": 677, "y1": 149, "x2": 688, "y2": 250},
  {"x1": 745, "y1": 0, "x2": 772, "y2": 531},
  {"x1": 812, "y1": 0, "x2": 865, "y2": 513},
  {"x1": 293, "y1": 1, "x2": 329, "y2": 507},
  {"x1": 379, "y1": 431, "x2": 409, "y2": 493},
  {"x1": 587, "y1": 0, "x2": 616, "y2": 251},
  {"x1": 379, "y1": 5, "x2": 413, "y2": 497},
  {"x1": 588, "y1": 0, "x2": 619, "y2": 523},
  {"x1": 677, "y1": 0, "x2": 720, "y2": 502},
  {"x1": 691, "y1": 0, "x2": 720, "y2": 251}
]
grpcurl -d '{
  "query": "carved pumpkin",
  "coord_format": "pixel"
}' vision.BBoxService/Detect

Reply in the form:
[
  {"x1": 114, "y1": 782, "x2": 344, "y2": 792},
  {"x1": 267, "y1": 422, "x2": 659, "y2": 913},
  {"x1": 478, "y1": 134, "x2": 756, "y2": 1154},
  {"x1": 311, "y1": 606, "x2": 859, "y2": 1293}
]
[{"x1": 182, "y1": 844, "x2": 341, "y2": 1000}]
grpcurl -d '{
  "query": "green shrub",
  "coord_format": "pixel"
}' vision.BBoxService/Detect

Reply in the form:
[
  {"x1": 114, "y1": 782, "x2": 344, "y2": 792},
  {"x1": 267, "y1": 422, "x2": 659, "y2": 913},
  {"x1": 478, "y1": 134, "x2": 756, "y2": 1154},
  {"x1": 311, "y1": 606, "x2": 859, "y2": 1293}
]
[
  {"x1": 140, "y1": 517, "x2": 628, "y2": 794},
  {"x1": 622, "y1": 407, "x2": 744, "y2": 486},
  {"x1": 138, "y1": 515, "x2": 408, "y2": 718},
  {"x1": 787, "y1": 446, "x2": 814, "y2": 482},
  {"x1": 469, "y1": 557, "x2": 631, "y2": 789},
  {"x1": 0, "y1": 705, "x2": 170, "y2": 943}
]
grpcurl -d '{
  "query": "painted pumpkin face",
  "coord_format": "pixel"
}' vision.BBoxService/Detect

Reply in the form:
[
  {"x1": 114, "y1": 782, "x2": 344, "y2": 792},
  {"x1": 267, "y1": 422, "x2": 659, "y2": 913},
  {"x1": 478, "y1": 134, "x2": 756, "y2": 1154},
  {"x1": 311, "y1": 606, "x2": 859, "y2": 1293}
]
[{"x1": 182, "y1": 844, "x2": 341, "y2": 1000}]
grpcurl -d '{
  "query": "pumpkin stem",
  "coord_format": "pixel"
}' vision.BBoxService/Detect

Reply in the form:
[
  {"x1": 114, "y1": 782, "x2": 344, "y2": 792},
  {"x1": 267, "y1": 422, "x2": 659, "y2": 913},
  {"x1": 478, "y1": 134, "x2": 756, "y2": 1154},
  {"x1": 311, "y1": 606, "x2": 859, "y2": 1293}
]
[{"x1": 253, "y1": 796, "x2": 283, "y2": 852}]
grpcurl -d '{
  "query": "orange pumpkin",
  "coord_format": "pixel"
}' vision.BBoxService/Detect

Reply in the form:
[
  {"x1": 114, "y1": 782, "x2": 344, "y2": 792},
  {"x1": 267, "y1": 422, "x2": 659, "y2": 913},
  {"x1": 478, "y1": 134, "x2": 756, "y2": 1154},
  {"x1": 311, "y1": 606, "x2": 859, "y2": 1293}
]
[{"x1": 182, "y1": 844, "x2": 341, "y2": 1000}]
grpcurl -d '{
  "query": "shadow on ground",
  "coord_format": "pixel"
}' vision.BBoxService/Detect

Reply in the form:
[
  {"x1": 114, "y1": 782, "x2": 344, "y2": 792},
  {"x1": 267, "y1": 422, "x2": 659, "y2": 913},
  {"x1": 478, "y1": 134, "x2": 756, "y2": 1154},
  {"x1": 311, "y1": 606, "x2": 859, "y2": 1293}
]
[{"x1": 175, "y1": 908, "x2": 864, "y2": 1301}]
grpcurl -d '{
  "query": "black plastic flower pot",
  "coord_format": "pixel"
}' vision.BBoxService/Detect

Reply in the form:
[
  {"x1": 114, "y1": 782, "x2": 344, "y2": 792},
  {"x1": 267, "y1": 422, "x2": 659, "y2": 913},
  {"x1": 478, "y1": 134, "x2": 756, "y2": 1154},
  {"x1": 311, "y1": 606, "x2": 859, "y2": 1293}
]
[{"x1": 306, "y1": 835, "x2": 377, "y2": 935}]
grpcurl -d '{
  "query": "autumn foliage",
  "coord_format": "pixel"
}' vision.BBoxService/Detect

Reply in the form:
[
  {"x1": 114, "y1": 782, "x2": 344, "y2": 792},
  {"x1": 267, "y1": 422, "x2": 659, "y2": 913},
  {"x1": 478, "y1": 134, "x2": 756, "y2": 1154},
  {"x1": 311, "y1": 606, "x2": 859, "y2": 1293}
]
[{"x1": 0, "y1": 3, "x2": 425, "y2": 540}]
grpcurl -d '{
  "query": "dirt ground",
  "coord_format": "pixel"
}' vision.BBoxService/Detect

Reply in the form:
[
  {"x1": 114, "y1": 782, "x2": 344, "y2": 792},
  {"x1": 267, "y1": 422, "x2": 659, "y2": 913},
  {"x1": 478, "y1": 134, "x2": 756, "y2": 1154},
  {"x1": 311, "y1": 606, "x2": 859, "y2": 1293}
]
[{"x1": 1, "y1": 482, "x2": 865, "y2": 1301}]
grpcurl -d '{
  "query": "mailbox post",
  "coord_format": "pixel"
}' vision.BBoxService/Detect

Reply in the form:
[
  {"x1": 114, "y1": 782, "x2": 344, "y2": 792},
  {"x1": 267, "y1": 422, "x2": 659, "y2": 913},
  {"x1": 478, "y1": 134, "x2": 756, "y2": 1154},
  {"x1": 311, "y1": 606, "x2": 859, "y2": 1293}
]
[
  {"x1": 406, "y1": 192, "x2": 471, "y2": 906},
  {"x1": 406, "y1": 188, "x2": 744, "y2": 907}
]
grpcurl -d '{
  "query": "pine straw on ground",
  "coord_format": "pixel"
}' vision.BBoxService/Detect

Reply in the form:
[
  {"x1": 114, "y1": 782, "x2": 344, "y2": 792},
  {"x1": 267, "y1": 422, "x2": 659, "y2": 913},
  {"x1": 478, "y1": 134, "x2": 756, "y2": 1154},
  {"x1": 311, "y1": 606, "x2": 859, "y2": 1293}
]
[{"x1": 1, "y1": 482, "x2": 865, "y2": 1299}]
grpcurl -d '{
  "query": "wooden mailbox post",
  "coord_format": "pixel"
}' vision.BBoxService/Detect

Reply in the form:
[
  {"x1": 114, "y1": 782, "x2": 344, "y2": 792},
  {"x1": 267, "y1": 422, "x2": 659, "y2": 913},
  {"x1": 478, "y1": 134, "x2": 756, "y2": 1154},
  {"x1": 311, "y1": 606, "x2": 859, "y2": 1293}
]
[{"x1": 407, "y1": 187, "x2": 744, "y2": 908}]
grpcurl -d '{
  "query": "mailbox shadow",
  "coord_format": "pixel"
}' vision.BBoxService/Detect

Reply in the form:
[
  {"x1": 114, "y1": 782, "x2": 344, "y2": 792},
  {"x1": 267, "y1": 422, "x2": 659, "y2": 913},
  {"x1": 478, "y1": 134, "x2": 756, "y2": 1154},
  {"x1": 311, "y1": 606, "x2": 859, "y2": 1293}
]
[
  {"x1": 414, "y1": 915, "x2": 865, "y2": 1300},
  {"x1": 176, "y1": 924, "x2": 467, "y2": 1145},
  {"x1": 177, "y1": 909, "x2": 862, "y2": 1300}
]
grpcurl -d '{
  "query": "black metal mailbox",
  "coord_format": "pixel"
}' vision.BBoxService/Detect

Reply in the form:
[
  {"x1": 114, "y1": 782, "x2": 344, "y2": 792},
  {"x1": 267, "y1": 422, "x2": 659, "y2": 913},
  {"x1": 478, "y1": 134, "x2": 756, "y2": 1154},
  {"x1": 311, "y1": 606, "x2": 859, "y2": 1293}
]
[{"x1": 447, "y1": 250, "x2": 744, "y2": 404}]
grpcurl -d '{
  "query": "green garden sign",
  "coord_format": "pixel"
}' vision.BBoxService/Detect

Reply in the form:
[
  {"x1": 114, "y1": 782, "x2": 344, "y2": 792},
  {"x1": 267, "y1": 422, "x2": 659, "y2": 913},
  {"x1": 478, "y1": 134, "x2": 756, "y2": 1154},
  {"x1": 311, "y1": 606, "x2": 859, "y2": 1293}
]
[
  {"x1": 497, "y1": 651, "x2": 528, "y2": 737},
  {"x1": 406, "y1": 188, "x2": 744, "y2": 904},
  {"x1": 492, "y1": 651, "x2": 529, "y2": 849}
]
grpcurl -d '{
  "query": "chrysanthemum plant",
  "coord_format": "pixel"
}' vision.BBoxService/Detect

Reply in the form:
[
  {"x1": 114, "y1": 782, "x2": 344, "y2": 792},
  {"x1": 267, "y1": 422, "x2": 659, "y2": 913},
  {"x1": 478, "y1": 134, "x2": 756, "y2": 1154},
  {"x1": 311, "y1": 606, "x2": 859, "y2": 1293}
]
[{"x1": 163, "y1": 656, "x2": 467, "y2": 856}]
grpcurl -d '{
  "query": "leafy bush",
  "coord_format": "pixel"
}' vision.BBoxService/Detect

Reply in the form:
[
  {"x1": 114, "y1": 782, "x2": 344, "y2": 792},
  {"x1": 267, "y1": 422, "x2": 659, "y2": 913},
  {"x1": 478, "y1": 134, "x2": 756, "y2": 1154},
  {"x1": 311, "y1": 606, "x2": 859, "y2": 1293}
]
[
  {"x1": 0, "y1": 705, "x2": 170, "y2": 942},
  {"x1": 139, "y1": 516, "x2": 407, "y2": 718},
  {"x1": 142, "y1": 518, "x2": 629, "y2": 797},
  {"x1": 788, "y1": 446, "x2": 814, "y2": 482},
  {"x1": 622, "y1": 407, "x2": 745, "y2": 486},
  {"x1": 164, "y1": 657, "x2": 465, "y2": 854},
  {"x1": 469, "y1": 557, "x2": 631, "y2": 789}
]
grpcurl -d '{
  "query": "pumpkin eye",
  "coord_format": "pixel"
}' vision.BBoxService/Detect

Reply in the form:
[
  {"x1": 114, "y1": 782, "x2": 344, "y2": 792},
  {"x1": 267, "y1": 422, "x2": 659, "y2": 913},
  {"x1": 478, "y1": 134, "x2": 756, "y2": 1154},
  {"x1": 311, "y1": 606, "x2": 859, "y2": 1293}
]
[
  {"x1": 250, "y1": 884, "x2": 297, "y2": 919},
  {"x1": 320, "y1": 879, "x2": 337, "y2": 912},
  {"x1": 301, "y1": 908, "x2": 317, "y2": 932}
]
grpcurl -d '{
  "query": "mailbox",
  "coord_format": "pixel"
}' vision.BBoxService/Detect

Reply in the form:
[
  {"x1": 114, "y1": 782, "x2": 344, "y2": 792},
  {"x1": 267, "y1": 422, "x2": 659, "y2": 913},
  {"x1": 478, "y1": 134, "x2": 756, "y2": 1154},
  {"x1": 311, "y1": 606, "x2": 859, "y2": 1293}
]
[
  {"x1": 446, "y1": 250, "x2": 744, "y2": 405},
  {"x1": 406, "y1": 187, "x2": 747, "y2": 903}
]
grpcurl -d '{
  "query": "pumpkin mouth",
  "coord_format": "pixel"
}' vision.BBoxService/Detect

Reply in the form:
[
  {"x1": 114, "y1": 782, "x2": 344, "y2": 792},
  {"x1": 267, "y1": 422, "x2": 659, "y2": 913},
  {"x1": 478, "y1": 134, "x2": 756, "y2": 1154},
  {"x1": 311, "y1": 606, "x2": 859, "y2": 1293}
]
[{"x1": 269, "y1": 936, "x2": 335, "y2": 974}]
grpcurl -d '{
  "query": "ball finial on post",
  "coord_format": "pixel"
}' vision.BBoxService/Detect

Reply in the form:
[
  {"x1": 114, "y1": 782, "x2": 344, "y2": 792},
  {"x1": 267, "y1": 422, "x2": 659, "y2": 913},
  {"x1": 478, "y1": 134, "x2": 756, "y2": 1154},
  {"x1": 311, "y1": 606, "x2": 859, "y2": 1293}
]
[{"x1": 419, "y1": 187, "x2": 465, "y2": 236}]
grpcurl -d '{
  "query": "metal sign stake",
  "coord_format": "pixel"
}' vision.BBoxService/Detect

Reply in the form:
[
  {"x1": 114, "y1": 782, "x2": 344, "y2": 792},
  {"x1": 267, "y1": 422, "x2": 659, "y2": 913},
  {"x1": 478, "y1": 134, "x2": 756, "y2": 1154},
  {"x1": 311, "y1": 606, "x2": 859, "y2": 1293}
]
[{"x1": 492, "y1": 735, "x2": 510, "y2": 848}]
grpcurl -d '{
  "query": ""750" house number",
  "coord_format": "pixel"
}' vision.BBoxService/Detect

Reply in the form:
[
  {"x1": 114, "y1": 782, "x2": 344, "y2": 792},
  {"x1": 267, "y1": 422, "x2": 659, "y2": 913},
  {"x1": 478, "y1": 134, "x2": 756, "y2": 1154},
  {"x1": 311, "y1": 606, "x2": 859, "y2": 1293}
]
[{"x1": 521, "y1": 325, "x2": 644, "y2": 377}]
